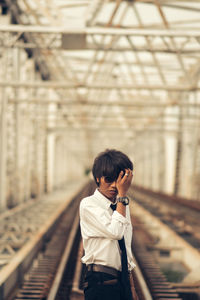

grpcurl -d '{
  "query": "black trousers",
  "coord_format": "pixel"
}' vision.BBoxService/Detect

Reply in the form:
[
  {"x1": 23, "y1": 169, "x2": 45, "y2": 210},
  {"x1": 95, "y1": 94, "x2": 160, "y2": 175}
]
[{"x1": 84, "y1": 271, "x2": 128, "y2": 300}]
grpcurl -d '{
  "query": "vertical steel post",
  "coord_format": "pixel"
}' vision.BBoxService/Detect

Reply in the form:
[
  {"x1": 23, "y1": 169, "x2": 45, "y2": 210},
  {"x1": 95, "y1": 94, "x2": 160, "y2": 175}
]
[
  {"x1": 46, "y1": 132, "x2": 55, "y2": 193},
  {"x1": 174, "y1": 99, "x2": 183, "y2": 196},
  {"x1": 13, "y1": 47, "x2": 20, "y2": 205},
  {"x1": 159, "y1": 135, "x2": 165, "y2": 191},
  {"x1": 159, "y1": 117, "x2": 165, "y2": 192},
  {"x1": 32, "y1": 73, "x2": 40, "y2": 199},
  {"x1": 149, "y1": 137, "x2": 153, "y2": 188},
  {"x1": 25, "y1": 123, "x2": 31, "y2": 201},
  {"x1": 192, "y1": 92, "x2": 200, "y2": 200},
  {"x1": 0, "y1": 52, "x2": 8, "y2": 211},
  {"x1": 44, "y1": 101, "x2": 49, "y2": 193}
]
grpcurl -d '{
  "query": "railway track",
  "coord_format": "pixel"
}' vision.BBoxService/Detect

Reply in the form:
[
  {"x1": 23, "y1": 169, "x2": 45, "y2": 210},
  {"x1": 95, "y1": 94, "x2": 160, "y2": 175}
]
[
  {"x1": 13, "y1": 202, "x2": 80, "y2": 300},
  {"x1": 49, "y1": 208, "x2": 183, "y2": 300},
  {"x1": 2, "y1": 182, "x2": 200, "y2": 299},
  {"x1": 11, "y1": 181, "x2": 95, "y2": 300},
  {"x1": 0, "y1": 181, "x2": 95, "y2": 300},
  {"x1": 130, "y1": 185, "x2": 200, "y2": 250},
  {"x1": 131, "y1": 216, "x2": 182, "y2": 300}
]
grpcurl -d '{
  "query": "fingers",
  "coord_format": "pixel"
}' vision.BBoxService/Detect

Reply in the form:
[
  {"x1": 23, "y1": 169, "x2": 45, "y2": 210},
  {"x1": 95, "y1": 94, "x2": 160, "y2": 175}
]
[
  {"x1": 117, "y1": 169, "x2": 133, "y2": 183},
  {"x1": 116, "y1": 169, "x2": 133, "y2": 196},
  {"x1": 117, "y1": 170, "x2": 124, "y2": 182},
  {"x1": 125, "y1": 169, "x2": 133, "y2": 185},
  {"x1": 124, "y1": 169, "x2": 133, "y2": 179},
  {"x1": 119, "y1": 170, "x2": 124, "y2": 178},
  {"x1": 117, "y1": 169, "x2": 132, "y2": 185}
]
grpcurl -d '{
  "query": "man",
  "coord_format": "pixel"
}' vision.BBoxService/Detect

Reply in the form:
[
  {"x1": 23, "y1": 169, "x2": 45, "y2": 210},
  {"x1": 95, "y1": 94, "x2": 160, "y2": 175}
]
[{"x1": 79, "y1": 149, "x2": 137, "y2": 300}]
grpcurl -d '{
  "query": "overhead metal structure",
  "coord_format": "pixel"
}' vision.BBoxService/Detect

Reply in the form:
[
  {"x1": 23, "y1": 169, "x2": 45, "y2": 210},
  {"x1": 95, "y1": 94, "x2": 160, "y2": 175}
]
[{"x1": 0, "y1": 0, "x2": 200, "y2": 211}]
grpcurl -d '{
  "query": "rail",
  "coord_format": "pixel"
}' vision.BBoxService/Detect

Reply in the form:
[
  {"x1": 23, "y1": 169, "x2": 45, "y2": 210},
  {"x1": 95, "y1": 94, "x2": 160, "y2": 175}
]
[{"x1": 2, "y1": 182, "x2": 200, "y2": 299}]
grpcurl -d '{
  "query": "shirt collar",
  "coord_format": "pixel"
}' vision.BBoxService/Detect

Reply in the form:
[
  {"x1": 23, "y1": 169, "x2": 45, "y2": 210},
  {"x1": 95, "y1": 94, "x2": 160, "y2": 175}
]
[{"x1": 94, "y1": 189, "x2": 112, "y2": 210}]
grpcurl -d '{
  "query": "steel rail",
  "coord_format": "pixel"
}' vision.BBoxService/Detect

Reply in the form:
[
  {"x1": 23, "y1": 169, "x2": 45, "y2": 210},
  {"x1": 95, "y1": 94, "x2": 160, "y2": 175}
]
[
  {"x1": 0, "y1": 181, "x2": 88, "y2": 300},
  {"x1": 129, "y1": 198, "x2": 200, "y2": 299},
  {"x1": 10, "y1": 181, "x2": 95, "y2": 300},
  {"x1": 2, "y1": 181, "x2": 198, "y2": 299},
  {"x1": 132, "y1": 184, "x2": 200, "y2": 212},
  {"x1": 48, "y1": 194, "x2": 184, "y2": 300},
  {"x1": 130, "y1": 185, "x2": 200, "y2": 268},
  {"x1": 47, "y1": 211, "x2": 80, "y2": 300},
  {"x1": 131, "y1": 222, "x2": 182, "y2": 300},
  {"x1": 70, "y1": 238, "x2": 153, "y2": 300}
]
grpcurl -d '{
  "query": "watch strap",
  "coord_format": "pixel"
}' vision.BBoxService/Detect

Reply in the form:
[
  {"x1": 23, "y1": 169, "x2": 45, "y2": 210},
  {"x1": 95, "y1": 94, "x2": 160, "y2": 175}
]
[{"x1": 117, "y1": 196, "x2": 129, "y2": 205}]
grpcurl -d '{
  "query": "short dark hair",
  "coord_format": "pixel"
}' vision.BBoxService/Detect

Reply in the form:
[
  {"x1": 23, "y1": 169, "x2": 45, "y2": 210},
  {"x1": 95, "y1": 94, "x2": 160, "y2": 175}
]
[{"x1": 92, "y1": 149, "x2": 133, "y2": 186}]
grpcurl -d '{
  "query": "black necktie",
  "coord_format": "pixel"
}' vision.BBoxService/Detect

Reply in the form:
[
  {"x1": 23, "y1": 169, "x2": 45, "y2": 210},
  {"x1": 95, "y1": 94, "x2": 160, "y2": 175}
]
[
  {"x1": 110, "y1": 204, "x2": 132, "y2": 300},
  {"x1": 110, "y1": 203, "x2": 117, "y2": 211}
]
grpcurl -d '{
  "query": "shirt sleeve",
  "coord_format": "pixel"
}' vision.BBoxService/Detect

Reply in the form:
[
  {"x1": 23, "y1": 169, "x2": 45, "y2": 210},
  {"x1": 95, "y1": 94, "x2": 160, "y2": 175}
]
[{"x1": 80, "y1": 200, "x2": 130, "y2": 240}]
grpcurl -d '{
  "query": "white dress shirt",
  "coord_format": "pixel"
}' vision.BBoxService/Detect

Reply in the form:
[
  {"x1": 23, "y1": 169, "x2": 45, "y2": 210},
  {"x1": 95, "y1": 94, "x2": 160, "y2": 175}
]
[{"x1": 79, "y1": 189, "x2": 136, "y2": 271}]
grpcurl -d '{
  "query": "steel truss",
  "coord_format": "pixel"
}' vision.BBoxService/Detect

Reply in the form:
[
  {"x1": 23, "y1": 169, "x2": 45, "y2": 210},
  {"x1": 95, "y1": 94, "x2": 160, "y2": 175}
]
[{"x1": 0, "y1": 0, "x2": 200, "y2": 213}]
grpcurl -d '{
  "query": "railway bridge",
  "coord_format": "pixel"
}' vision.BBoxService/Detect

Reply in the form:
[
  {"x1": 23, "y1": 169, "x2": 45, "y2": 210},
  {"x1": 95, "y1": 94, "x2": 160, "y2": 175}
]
[{"x1": 0, "y1": 1, "x2": 200, "y2": 299}]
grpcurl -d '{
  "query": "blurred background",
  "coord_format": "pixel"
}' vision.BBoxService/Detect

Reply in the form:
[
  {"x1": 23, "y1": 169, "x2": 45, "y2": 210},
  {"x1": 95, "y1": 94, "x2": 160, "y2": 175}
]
[
  {"x1": 0, "y1": 1, "x2": 200, "y2": 299},
  {"x1": 0, "y1": 0, "x2": 200, "y2": 209}
]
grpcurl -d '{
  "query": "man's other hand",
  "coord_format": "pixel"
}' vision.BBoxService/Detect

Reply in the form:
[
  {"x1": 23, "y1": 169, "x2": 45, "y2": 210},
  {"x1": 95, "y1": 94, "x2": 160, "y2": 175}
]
[{"x1": 116, "y1": 169, "x2": 133, "y2": 197}]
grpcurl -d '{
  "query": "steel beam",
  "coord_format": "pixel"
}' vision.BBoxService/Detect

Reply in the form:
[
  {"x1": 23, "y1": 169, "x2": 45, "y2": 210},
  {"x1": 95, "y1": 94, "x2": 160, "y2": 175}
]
[
  {"x1": 47, "y1": 126, "x2": 180, "y2": 135},
  {"x1": 0, "y1": 54, "x2": 8, "y2": 212},
  {"x1": 13, "y1": 48, "x2": 20, "y2": 206},
  {"x1": 0, "y1": 88, "x2": 7, "y2": 212},
  {"x1": 0, "y1": 24, "x2": 199, "y2": 37},
  {"x1": 0, "y1": 80, "x2": 199, "y2": 91},
  {"x1": 8, "y1": 98, "x2": 200, "y2": 107},
  {"x1": 1, "y1": 41, "x2": 199, "y2": 54}
]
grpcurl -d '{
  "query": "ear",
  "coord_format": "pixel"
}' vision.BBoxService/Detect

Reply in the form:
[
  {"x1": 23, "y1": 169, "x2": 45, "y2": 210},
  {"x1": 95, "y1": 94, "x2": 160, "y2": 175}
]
[{"x1": 96, "y1": 178, "x2": 101, "y2": 186}]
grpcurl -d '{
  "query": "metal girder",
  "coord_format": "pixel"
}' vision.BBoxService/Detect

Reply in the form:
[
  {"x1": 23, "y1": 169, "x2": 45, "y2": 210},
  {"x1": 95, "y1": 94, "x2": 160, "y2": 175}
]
[
  {"x1": 8, "y1": 98, "x2": 200, "y2": 107},
  {"x1": 0, "y1": 25, "x2": 199, "y2": 40},
  {"x1": 139, "y1": 0, "x2": 200, "y2": 13},
  {"x1": 33, "y1": 114, "x2": 200, "y2": 121},
  {"x1": 1, "y1": 24, "x2": 199, "y2": 37},
  {"x1": 0, "y1": 25, "x2": 199, "y2": 53},
  {"x1": 2, "y1": 42, "x2": 199, "y2": 54},
  {"x1": 0, "y1": 0, "x2": 200, "y2": 203},
  {"x1": 47, "y1": 126, "x2": 181, "y2": 135},
  {"x1": 0, "y1": 80, "x2": 199, "y2": 91}
]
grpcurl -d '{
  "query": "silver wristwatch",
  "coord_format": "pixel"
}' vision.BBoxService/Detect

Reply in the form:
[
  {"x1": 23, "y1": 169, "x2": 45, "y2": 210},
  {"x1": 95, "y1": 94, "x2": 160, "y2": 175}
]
[{"x1": 117, "y1": 196, "x2": 129, "y2": 206}]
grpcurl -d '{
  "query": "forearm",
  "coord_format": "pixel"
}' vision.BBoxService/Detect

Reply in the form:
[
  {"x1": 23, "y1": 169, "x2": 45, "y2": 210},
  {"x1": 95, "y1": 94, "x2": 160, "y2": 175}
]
[
  {"x1": 116, "y1": 202, "x2": 126, "y2": 217},
  {"x1": 116, "y1": 189, "x2": 127, "y2": 217}
]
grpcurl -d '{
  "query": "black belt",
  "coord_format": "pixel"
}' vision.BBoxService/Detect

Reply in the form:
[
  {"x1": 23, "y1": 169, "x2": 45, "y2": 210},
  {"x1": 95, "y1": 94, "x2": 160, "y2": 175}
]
[
  {"x1": 83, "y1": 278, "x2": 118, "y2": 289},
  {"x1": 86, "y1": 264, "x2": 120, "y2": 277}
]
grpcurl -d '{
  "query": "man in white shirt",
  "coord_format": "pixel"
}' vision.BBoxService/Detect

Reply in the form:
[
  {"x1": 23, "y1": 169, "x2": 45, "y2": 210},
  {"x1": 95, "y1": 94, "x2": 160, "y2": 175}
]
[{"x1": 80, "y1": 149, "x2": 137, "y2": 300}]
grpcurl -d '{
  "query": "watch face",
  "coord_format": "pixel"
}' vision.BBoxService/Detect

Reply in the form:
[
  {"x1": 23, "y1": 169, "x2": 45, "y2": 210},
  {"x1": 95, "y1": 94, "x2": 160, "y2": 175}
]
[
  {"x1": 124, "y1": 197, "x2": 129, "y2": 205},
  {"x1": 118, "y1": 197, "x2": 129, "y2": 205}
]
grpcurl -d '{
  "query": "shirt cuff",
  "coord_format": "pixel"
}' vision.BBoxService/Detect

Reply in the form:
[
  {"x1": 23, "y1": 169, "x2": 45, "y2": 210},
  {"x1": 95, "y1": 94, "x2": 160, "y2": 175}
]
[{"x1": 112, "y1": 211, "x2": 130, "y2": 225}]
